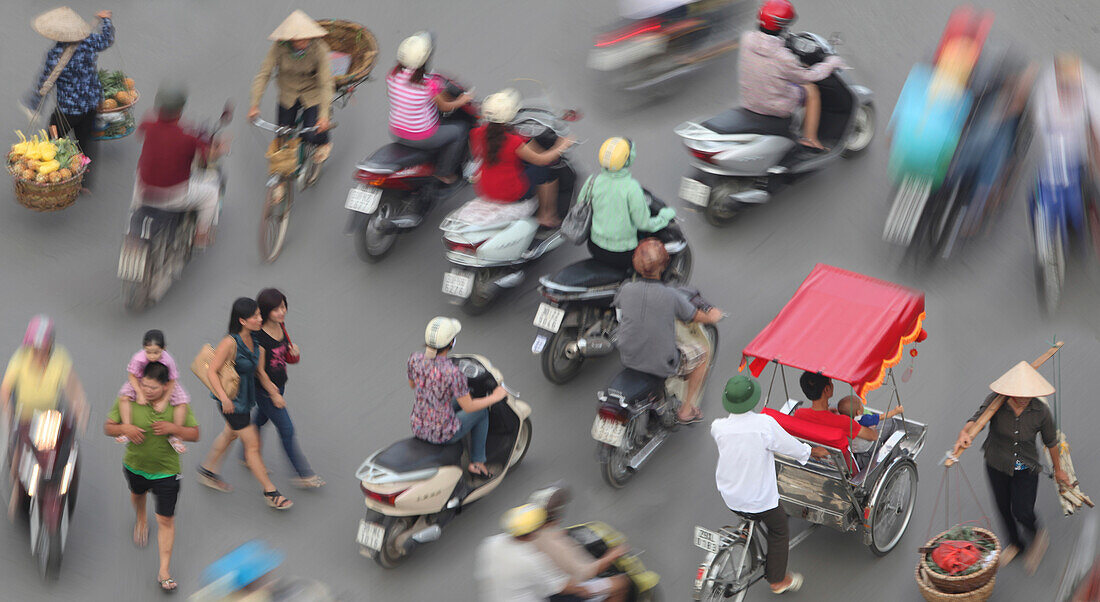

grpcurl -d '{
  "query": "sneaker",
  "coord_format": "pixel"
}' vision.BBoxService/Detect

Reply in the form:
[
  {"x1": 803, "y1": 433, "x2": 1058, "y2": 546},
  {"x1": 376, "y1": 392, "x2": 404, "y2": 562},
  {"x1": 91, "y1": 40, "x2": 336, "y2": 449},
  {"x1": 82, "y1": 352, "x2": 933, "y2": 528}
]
[{"x1": 168, "y1": 436, "x2": 187, "y2": 454}]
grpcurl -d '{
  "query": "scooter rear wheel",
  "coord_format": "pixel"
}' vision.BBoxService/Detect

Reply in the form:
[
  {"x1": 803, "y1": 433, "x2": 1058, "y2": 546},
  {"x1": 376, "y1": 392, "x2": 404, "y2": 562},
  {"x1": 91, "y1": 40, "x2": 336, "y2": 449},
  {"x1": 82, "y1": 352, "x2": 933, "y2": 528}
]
[
  {"x1": 357, "y1": 194, "x2": 400, "y2": 263},
  {"x1": 37, "y1": 528, "x2": 63, "y2": 581},
  {"x1": 540, "y1": 326, "x2": 584, "y2": 384},
  {"x1": 375, "y1": 516, "x2": 414, "y2": 569},
  {"x1": 459, "y1": 271, "x2": 499, "y2": 316},
  {"x1": 704, "y1": 181, "x2": 750, "y2": 227}
]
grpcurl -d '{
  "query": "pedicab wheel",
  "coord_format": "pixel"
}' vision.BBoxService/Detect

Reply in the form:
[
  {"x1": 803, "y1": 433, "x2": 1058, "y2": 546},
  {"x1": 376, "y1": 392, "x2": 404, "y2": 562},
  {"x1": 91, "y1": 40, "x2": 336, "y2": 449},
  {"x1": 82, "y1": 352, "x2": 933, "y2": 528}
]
[
  {"x1": 540, "y1": 326, "x2": 584, "y2": 384},
  {"x1": 260, "y1": 179, "x2": 291, "y2": 263},
  {"x1": 868, "y1": 459, "x2": 917, "y2": 556},
  {"x1": 701, "y1": 538, "x2": 755, "y2": 602},
  {"x1": 37, "y1": 528, "x2": 63, "y2": 581},
  {"x1": 842, "y1": 102, "x2": 875, "y2": 158},
  {"x1": 374, "y1": 516, "x2": 414, "y2": 569},
  {"x1": 915, "y1": 566, "x2": 996, "y2": 602},
  {"x1": 704, "y1": 181, "x2": 749, "y2": 227},
  {"x1": 1033, "y1": 214, "x2": 1065, "y2": 315},
  {"x1": 357, "y1": 194, "x2": 400, "y2": 263},
  {"x1": 508, "y1": 419, "x2": 532, "y2": 468}
]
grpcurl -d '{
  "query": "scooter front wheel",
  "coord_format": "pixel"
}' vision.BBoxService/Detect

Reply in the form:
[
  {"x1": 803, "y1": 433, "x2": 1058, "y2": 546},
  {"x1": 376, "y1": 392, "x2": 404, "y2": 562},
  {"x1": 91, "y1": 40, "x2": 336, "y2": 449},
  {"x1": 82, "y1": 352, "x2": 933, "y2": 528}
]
[{"x1": 842, "y1": 102, "x2": 875, "y2": 158}]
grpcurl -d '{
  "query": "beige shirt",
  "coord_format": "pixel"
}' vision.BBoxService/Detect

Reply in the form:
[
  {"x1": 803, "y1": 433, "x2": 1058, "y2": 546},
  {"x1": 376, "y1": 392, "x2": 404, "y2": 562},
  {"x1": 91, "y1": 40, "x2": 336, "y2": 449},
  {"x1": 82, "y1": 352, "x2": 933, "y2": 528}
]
[
  {"x1": 250, "y1": 41, "x2": 335, "y2": 122},
  {"x1": 532, "y1": 526, "x2": 602, "y2": 582}
]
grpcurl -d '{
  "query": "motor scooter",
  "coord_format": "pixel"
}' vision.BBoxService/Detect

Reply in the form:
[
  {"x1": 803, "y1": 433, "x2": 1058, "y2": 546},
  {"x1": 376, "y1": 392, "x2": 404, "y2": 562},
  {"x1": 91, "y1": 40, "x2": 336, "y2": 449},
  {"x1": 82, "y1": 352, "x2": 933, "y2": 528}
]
[
  {"x1": 354, "y1": 354, "x2": 531, "y2": 568},
  {"x1": 118, "y1": 102, "x2": 233, "y2": 311},
  {"x1": 439, "y1": 100, "x2": 580, "y2": 314},
  {"x1": 674, "y1": 32, "x2": 874, "y2": 225},
  {"x1": 344, "y1": 77, "x2": 479, "y2": 263}
]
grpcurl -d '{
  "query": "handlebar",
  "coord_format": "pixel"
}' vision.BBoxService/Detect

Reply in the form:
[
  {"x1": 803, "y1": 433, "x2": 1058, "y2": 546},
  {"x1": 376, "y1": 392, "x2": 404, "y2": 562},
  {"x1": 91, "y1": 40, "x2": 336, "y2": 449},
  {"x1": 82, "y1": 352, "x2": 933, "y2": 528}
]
[{"x1": 251, "y1": 117, "x2": 329, "y2": 137}]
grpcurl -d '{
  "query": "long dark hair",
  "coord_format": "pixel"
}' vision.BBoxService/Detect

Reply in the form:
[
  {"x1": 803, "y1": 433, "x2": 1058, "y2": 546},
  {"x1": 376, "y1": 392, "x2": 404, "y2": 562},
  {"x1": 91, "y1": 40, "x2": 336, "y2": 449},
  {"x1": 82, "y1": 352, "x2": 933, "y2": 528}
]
[
  {"x1": 484, "y1": 122, "x2": 511, "y2": 165},
  {"x1": 390, "y1": 63, "x2": 428, "y2": 85},
  {"x1": 142, "y1": 329, "x2": 166, "y2": 348},
  {"x1": 256, "y1": 288, "x2": 288, "y2": 323},
  {"x1": 228, "y1": 297, "x2": 259, "y2": 334}
]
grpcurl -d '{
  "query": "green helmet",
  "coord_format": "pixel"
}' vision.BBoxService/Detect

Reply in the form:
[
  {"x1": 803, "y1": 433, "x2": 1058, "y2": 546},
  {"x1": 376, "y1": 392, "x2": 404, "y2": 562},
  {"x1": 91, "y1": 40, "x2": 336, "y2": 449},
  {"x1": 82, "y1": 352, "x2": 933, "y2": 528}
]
[{"x1": 154, "y1": 84, "x2": 188, "y2": 117}]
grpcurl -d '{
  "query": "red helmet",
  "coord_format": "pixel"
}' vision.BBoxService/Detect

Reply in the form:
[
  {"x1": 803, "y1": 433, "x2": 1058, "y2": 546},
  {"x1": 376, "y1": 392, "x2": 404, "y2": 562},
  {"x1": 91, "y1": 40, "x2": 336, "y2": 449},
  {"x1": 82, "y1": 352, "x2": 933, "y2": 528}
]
[{"x1": 758, "y1": 0, "x2": 796, "y2": 33}]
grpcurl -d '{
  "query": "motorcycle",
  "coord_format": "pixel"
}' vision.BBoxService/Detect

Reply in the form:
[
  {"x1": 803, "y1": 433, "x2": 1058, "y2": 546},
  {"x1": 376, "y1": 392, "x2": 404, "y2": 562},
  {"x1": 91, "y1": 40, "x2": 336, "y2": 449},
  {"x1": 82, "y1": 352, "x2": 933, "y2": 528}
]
[
  {"x1": 118, "y1": 102, "x2": 233, "y2": 311},
  {"x1": 589, "y1": 0, "x2": 750, "y2": 107},
  {"x1": 190, "y1": 540, "x2": 344, "y2": 602},
  {"x1": 439, "y1": 98, "x2": 581, "y2": 315},
  {"x1": 344, "y1": 77, "x2": 479, "y2": 263},
  {"x1": 531, "y1": 195, "x2": 692, "y2": 385},
  {"x1": 674, "y1": 32, "x2": 875, "y2": 225},
  {"x1": 6, "y1": 406, "x2": 81, "y2": 581},
  {"x1": 567, "y1": 521, "x2": 662, "y2": 601},
  {"x1": 592, "y1": 287, "x2": 718, "y2": 487},
  {"x1": 354, "y1": 354, "x2": 532, "y2": 568}
]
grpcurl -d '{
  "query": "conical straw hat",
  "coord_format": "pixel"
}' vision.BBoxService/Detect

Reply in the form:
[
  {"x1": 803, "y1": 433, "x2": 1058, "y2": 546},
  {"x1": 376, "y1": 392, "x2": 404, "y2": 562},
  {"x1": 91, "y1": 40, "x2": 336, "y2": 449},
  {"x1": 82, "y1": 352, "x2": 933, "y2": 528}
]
[
  {"x1": 33, "y1": 7, "x2": 92, "y2": 42},
  {"x1": 989, "y1": 361, "x2": 1055, "y2": 398},
  {"x1": 268, "y1": 10, "x2": 327, "y2": 41}
]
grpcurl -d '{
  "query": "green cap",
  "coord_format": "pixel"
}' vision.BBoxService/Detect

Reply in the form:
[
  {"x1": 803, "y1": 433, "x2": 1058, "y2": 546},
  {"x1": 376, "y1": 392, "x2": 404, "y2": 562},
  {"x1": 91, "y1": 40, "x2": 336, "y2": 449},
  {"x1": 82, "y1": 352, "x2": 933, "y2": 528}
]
[{"x1": 722, "y1": 375, "x2": 761, "y2": 414}]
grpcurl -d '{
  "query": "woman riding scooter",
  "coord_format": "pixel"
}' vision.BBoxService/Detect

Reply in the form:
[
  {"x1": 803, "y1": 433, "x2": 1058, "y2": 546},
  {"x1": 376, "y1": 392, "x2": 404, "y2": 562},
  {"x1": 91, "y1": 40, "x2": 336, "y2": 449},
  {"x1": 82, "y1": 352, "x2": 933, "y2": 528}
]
[
  {"x1": 408, "y1": 317, "x2": 507, "y2": 478},
  {"x1": 586, "y1": 137, "x2": 676, "y2": 270},
  {"x1": 470, "y1": 88, "x2": 575, "y2": 228}
]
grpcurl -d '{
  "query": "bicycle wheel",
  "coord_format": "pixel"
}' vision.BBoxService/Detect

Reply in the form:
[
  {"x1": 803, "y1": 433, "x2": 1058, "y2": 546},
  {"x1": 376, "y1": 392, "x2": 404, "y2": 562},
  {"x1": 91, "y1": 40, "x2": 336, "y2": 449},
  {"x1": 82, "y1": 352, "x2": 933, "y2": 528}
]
[
  {"x1": 296, "y1": 144, "x2": 316, "y2": 192},
  {"x1": 702, "y1": 538, "x2": 755, "y2": 602},
  {"x1": 260, "y1": 177, "x2": 292, "y2": 263}
]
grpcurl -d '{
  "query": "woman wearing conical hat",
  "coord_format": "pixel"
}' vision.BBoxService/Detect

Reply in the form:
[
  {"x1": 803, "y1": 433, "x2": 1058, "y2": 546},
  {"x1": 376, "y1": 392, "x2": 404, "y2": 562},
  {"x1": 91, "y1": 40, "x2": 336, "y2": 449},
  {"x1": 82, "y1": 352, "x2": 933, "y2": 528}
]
[
  {"x1": 954, "y1": 361, "x2": 1070, "y2": 573},
  {"x1": 29, "y1": 7, "x2": 115, "y2": 190},
  {"x1": 249, "y1": 10, "x2": 335, "y2": 168}
]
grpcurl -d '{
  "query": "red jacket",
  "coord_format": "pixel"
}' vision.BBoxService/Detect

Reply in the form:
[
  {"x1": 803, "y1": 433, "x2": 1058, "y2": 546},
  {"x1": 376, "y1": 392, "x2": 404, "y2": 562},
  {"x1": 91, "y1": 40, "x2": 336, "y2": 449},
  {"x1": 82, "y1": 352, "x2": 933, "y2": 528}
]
[{"x1": 137, "y1": 114, "x2": 208, "y2": 188}]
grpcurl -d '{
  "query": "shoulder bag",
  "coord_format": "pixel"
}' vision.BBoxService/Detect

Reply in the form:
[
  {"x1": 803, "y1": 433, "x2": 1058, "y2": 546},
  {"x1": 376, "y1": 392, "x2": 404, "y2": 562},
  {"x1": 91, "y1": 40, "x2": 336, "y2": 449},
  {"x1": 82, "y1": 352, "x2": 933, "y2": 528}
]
[
  {"x1": 191, "y1": 343, "x2": 239, "y2": 400},
  {"x1": 561, "y1": 175, "x2": 595, "y2": 245}
]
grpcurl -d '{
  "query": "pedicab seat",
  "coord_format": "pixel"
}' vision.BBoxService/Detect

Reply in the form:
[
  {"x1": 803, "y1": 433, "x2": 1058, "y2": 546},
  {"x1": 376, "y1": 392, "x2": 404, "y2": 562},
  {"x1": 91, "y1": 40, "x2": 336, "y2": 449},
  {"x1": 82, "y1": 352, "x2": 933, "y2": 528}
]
[{"x1": 762, "y1": 408, "x2": 856, "y2": 473}]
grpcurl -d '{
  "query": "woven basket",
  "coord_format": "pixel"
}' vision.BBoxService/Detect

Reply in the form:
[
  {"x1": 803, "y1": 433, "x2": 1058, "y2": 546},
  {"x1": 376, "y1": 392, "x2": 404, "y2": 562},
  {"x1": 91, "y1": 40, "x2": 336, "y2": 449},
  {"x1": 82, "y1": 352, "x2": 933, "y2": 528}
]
[
  {"x1": 10, "y1": 165, "x2": 85, "y2": 212},
  {"x1": 266, "y1": 138, "x2": 299, "y2": 176},
  {"x1": 93, "y1": 106, "x2": 136, "y2": 141},
  {"x1": 916, "y1": 565, "x2": 995, "y2": 602},
  {"x1": 921, "y1": 527, "x2": 1000, "y2": 594},
  {"x1": 98, "y1": 90, "x2": 140, "y2": 114},
  {"x1": 317, "y1": 20, "x2": 378, "y2": 88}
]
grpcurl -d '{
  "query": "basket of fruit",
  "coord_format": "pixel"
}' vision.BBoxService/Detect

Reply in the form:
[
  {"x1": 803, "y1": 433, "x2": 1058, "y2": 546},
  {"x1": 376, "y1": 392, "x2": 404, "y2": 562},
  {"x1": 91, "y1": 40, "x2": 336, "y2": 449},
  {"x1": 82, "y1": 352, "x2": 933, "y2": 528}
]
[
  {"x1": 8, "y1": 130, "x2": 88, "y2": 211},
  {"x1": 94, "y1": 69, "x2": 139, "y2": 140}
]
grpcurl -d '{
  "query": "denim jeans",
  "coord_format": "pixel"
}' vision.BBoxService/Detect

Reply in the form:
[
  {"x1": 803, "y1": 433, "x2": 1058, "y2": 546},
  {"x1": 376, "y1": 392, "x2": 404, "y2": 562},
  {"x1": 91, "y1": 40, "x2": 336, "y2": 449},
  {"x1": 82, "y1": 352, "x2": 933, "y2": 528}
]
[
  {"x1": 248, "y1": 385, "x2": 314, "y2": 478},
  {"x1": 446, "y1": 400, "x2": 489, "y2": 464}
]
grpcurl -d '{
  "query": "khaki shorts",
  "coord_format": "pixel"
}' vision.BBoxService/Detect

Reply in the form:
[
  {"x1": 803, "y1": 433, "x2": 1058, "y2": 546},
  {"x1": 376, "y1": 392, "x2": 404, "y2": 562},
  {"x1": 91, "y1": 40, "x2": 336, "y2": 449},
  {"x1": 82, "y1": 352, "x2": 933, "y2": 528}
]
[{"x1": 675, "y1": 321, "x2": 709, "y2": 376}]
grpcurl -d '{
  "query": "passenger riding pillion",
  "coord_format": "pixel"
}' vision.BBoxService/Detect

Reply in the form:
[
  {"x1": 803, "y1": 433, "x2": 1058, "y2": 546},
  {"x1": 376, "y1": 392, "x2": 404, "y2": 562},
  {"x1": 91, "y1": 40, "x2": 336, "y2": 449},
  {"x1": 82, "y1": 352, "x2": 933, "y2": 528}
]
[
  {"x1": 611, "y1": 240, "x2": 722, "y2": 424},
  {"x1": 249, "y1": 10, "x2": 335, "y2": 166},
  {"x1": 738, "y1": 0, "x2": 846, "y2": 150},
  {"x1": 586, "y1": 137, "x2": 676, "y2": 270},
  {"x1": 131, "y1": 84, "x2": 223, "y2": 247}
]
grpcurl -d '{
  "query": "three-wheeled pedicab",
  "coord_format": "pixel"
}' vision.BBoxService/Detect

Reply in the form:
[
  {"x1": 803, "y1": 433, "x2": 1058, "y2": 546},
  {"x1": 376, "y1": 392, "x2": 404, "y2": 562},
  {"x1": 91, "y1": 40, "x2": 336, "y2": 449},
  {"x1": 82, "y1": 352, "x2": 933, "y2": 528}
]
[{"x1": 693, "y1": 264, "x2": 929, "y2": 601}]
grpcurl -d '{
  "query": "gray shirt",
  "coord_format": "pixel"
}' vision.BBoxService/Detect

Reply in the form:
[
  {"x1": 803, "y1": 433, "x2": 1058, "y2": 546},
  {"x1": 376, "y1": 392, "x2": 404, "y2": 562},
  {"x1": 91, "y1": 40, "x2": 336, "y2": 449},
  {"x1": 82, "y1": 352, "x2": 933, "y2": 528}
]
[{"x1": 613, "y1": 279, "x2": 695, "y2": 377}]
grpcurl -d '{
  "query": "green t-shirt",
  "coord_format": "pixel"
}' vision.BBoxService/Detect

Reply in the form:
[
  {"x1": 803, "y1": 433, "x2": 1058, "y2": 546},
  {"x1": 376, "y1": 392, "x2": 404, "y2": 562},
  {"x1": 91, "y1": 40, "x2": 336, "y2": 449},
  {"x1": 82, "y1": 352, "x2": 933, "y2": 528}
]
[{"x1": 107, "y1": 397, "x2": 198, "y2": 478}]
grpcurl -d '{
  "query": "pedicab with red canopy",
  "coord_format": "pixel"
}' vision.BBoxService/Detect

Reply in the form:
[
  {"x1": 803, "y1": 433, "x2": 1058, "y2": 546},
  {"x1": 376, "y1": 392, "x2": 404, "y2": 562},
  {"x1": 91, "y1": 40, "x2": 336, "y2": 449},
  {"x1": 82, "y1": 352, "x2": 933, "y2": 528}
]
[{"x1": 693, "y1": 264, "x2": 929, "y2": 601}]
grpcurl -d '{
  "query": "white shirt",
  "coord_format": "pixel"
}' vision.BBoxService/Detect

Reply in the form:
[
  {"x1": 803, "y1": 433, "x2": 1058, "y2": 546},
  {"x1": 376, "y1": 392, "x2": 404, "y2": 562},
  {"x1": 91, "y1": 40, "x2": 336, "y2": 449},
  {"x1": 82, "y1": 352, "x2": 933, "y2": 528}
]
[
  {"x1": 619, "y1": 0, "x2": 692, "y2": 19},
  {"x1": 711, "y1": 412, "x2": 812, "y2": 513},
  {"x1": 477, "y1": 534, "x2": 570, "y2": 602}
]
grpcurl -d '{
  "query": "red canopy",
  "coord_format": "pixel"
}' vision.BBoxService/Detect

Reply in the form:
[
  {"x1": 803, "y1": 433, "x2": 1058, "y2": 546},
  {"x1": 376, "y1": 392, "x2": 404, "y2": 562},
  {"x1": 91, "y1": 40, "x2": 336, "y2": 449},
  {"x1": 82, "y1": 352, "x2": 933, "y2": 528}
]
[{"x1": 740, "y1": 264, "x2": 926, "y2": 398}]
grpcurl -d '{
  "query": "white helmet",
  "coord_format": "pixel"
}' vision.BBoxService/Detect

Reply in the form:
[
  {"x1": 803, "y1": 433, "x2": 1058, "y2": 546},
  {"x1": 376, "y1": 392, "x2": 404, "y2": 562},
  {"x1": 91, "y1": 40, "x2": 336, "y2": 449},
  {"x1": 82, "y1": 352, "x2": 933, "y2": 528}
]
[
  {"x1": 397, "y1": 31, "x2": 433, "y2": 69},
  {"x1": 482, "y1": 88, "x2": 521, "y2": 124}
]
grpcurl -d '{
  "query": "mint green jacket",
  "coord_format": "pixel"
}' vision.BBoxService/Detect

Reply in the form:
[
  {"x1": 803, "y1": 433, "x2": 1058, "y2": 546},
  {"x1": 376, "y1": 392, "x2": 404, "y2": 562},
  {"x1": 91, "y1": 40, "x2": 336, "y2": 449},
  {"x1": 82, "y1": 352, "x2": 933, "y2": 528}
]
[{"x1": 586, "y1": 167, "x2": 674, "y2": 252}]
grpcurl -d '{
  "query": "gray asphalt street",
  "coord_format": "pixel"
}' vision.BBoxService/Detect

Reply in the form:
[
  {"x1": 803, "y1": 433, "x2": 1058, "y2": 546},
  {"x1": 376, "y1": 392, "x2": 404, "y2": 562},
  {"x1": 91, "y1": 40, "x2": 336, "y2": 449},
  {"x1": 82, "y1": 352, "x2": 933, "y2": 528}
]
[{"x1": 2, "y1": 0, "x2": 1100, "y2": 600}]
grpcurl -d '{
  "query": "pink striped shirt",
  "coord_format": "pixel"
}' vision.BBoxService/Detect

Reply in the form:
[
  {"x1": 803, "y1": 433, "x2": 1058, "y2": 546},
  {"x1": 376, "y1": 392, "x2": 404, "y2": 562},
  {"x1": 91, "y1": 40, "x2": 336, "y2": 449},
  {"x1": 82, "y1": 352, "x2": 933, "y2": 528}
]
[{"x1": 387, "y1": 68, "x2": 443, "y2": 140}]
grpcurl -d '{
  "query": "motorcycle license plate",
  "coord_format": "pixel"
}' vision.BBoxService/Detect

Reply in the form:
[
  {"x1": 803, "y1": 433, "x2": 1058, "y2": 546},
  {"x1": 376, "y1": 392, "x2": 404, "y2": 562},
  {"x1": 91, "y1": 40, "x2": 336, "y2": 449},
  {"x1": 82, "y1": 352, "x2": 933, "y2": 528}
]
[
  {"x1": 591, "y1": 417, "x2": 626, "y2": 447},
  {"x1": 679, "y1": 177, "x2": 711, "y2": 207},
  {"x1": 357, "y1": 519, "x2": 385, "y2": 551},
  {"x1": 345, "y1": 186, "x2": 382, "y2": 214},
  {"x1": 532, "y1": 303, "x2": 565, "y2": 333},
  {"x1": 531, "y1": 333, "x2": 549, "y2": 354},
  {"x1": 693, "y1": 526, "x2": 722, "y2": 554},
  {"x1": 442, "y1": 270, "x2": 474, "y2": 298}
]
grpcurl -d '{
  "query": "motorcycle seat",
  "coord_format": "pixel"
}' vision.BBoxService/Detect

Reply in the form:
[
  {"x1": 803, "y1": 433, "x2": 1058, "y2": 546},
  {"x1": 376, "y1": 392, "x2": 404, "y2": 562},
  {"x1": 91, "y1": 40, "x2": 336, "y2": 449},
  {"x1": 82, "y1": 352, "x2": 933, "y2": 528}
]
[
  {"x1": 701, "y1": 108, "x2": 793, "y2": 138},
  {"x1": 360, "y1": 143, "x2": 435, "y2": 173},
  {"x1": 607, "y1": 368, "x2": 663, "y2": 404},
  {"x1": 546, "y1": 259, "x2": 628, "y2": 289},
  {"x1": 372, "y1": 437, "x2": 464, "y2": 472},
  {"x1": 128, "y1": 205, "x2": 187, "y2": 239}
]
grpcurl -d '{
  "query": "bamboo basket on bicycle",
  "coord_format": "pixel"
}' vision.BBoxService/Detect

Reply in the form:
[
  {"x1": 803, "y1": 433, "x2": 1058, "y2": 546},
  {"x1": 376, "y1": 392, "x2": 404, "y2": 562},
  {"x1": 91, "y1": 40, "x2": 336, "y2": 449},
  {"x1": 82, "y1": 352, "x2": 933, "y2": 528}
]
[{"x1": 693, "y1": 264, "x2": 929, "y2": 601}]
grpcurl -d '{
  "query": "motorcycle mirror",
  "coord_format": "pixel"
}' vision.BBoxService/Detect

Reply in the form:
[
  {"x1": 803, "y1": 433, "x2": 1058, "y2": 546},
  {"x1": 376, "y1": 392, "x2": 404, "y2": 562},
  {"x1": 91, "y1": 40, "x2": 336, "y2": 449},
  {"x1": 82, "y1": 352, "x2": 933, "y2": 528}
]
[{"x1": 561, "y1": 109, "x2": 582, "y2": 122}]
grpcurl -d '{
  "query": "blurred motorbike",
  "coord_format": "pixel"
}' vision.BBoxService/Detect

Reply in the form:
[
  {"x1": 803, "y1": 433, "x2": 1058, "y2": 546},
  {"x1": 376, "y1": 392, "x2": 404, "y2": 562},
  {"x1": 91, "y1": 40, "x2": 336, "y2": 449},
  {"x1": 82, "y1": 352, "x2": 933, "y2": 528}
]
[
  {"x1": 675, "y1": 32, "x2": 874, "y2": 226},
  {"x1": 567, "y1": 521, "x2": 663, "y2": 601},
  {"x1": 344, "y1": 77, "x2": 479, "y2": 263},
  {"x1": 190, "y1": 540, "x2": 342, "y2": 601},
  {"x1": 118, "y1": 102, "x2": 233, "y2": 311}
]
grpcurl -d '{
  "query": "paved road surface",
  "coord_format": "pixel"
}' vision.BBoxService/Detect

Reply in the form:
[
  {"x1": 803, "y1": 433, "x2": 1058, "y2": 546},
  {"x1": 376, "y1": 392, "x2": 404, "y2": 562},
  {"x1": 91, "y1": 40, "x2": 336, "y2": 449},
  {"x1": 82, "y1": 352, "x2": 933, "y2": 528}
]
[{"x1": 1, "y1": 0, "x2": 1099, "y2": 599}]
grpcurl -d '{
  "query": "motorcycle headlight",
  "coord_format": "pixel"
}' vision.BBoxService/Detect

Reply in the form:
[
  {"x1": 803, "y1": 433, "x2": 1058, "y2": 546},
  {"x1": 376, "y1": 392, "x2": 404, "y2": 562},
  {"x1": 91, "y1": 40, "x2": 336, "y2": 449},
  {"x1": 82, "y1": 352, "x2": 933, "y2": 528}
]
[{"x1": 31, "y1": 409, "x2": 62, "y2": 452}]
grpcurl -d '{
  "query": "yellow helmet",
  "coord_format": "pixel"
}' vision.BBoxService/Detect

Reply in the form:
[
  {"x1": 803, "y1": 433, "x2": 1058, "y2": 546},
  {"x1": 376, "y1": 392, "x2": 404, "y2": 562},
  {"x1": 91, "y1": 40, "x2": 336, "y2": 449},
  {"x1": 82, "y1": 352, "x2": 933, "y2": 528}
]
[
  {"x1": 501, "y1": 504, "x2": 547, "y2": 537},
  {"x1": 598, "y1": 137, "x2": 632, "y2": 172}
]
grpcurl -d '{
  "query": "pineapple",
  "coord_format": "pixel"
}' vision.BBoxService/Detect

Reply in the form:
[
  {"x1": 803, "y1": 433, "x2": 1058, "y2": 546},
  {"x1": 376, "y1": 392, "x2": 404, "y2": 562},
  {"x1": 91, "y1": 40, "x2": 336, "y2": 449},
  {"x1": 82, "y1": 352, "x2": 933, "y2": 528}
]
[
  {"x1": 102, "y1": 98, "x2": 118, "y2": 110},
  {"x1": 21, "y1": 169, "x2": 35, "y2": 180},
  {"x1": 124, "y1": 77, "x2": 135, "y2": 91},
  {"x1": 34, "y1": 173, "x2": 48, "y2": 183},
  {"x1": 69, "y1": 156, "x2": 82, "y2": 171},
  {"x1": 47, "y1": 172, "x2": 63, "y2": 184},
  {"x1": 58, "y1": 168, "x2": 72, "y2": 180}
]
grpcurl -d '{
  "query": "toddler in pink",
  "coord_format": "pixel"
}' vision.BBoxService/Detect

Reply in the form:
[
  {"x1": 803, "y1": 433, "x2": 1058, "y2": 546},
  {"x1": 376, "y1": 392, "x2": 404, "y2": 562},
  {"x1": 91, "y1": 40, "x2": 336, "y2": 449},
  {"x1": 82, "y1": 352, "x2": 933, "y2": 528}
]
[{"x1": 116, "y1": 329, "x2": 190, "y2": 453}]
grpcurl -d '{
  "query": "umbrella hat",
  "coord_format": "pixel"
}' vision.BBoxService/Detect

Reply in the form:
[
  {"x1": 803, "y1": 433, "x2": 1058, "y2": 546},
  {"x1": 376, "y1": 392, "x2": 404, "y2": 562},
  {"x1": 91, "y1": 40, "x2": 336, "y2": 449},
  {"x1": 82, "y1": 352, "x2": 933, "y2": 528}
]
[
  {"x1": 269, "y1": 10, "x2": 327, "y2": 41},
  {"x1": 33, "y1": 7, "x2": 92, "y2": 42},
  {"x1": 989, "y1": 361, "x2": 1055, "y2": 398}
]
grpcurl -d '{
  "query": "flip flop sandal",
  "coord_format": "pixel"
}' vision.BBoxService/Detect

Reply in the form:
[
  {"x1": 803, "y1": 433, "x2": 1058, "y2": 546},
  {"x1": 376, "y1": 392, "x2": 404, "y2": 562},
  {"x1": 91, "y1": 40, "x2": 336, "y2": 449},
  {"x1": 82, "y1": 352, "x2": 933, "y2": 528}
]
[
  {"x1": 291, "y1": 475, "x2": 326, "y2": 489},
  {"x1": 264, "y1": 490, "x2": 293, "y2": 510},
  {"x1": 468, "y1": 465, "x2": 495, "y2": 480},
  {"x1": 196, "y1": 467, "x2": 232, "y2": 492},
  {"x1": 677, "y1": 409, "x2": 705, "y2": 425},
  {"x1": 771, "y1": 573, "x2": 803, "y2": 594},
  {"x1": 157, "y1": 577, "x2": 178, "y2": 593}
]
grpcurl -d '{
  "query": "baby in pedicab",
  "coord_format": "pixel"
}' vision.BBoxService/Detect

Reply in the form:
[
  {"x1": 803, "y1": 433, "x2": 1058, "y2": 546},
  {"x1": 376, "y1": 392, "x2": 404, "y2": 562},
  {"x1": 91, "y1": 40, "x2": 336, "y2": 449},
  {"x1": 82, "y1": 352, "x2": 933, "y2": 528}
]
[{"x1": 837, "y1": 395, "x2": 903, "y2": 463}]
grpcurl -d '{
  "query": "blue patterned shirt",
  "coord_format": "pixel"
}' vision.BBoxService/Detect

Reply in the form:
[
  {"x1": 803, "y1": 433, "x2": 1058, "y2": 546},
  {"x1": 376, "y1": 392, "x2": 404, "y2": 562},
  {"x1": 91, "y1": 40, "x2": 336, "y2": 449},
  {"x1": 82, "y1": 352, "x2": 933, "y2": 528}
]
[{"x1": 36, "y1": 18, "x2": 115, "y2": 116}]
